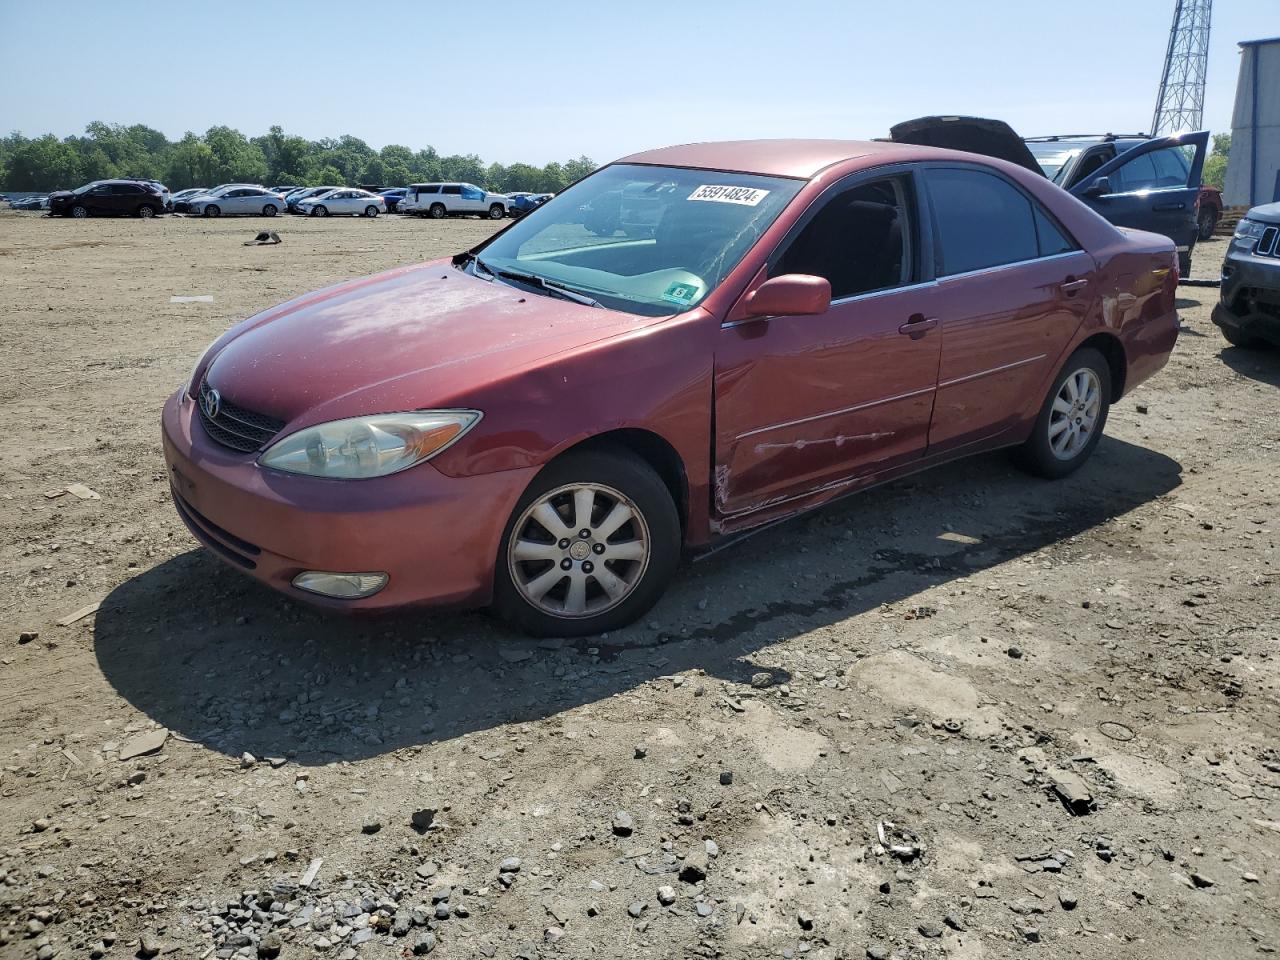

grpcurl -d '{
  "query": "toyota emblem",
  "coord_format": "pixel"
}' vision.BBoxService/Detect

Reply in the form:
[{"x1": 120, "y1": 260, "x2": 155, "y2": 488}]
[{"x1": 202, "y1": 387, "x2": 221, "y2": 420}]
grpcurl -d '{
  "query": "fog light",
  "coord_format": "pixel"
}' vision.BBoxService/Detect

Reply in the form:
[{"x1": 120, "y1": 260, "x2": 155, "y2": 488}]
[{"x1": 292, "y1": 571, "x2": 388, "y2": 599}]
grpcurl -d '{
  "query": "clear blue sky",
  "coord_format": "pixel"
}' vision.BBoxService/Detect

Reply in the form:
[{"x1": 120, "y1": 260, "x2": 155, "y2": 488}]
[{"x1": 2, "y1": 0, "x2": 1276, "y2": 165}]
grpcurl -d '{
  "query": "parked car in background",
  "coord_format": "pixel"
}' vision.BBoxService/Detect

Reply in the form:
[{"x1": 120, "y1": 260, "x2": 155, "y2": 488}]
[
  {"x1": 401, "y1": 182, "x2": 508, "y2": 219},
  {"x1": 49, "y1": 179, "x2": 166, "y2": 218},
  {"x1": 167, "y1": 138, "x2": 1179, "y2": 636},
  {"x1": 1213, "y1": 202, "x2": 1280, "y2": 349},
  {"x1": 271, "y1": 185, "x2": 300, "y2": 197},
  {"x1": 295, "y1": 188, "x2": 385, "y2": 218},
  {"x1": 509, "y1": 192, "x2": 554, "y2": 217},
  {"x1": 170, "y1": 188, "x2": 210, "y2": 213},
  {"x1": 890, "y1": 118, "x2": 1209, "y2": 276},
  {"x1": 10, "y1": 195, "x2": 50, "y2": 210},
  {"x1": 379, "y1": 187, "x2": 407, "y2": 213},
  {"x1": 187, "y1": 185, "x2": 285, "y2": 217},
  {"x1": 1197, "y1": 185, "x2": 1223, "y2": 240},
  {"x1": 286, "y1": 186, "x2": 340, "y2": 212},
  {"x1": 126, "y1": 178, "x2": 171, "y2": 209}
]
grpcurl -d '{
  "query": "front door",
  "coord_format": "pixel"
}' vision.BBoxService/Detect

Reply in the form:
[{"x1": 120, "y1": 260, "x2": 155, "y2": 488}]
[
  {"x1": 1071, "y1": 131, "x2": 1209, "y2": 257},
  {"x1": 713, "y1": 171, "x2": 944, "y2": 517},
  {"x1": 920, "y1": 164, "x2": 1096, "y2": 452}
]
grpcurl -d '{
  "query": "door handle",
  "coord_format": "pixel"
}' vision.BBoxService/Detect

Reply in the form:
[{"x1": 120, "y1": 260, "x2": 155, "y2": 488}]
[
  {"x1": 1152, "y1": 201, "x2": 1186, "y2": 211},
  {"x1": 1060, "y1": 277, "x2": 1089, "y2": 295},
  {"x1": 898, "y1": 314, "x2": 937, "y2": 339}
]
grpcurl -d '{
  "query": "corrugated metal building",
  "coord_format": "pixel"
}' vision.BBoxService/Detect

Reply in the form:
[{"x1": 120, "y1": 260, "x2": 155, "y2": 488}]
[{"x1": 1224, "y1": 36, "x2": 1280, "y2": 209}]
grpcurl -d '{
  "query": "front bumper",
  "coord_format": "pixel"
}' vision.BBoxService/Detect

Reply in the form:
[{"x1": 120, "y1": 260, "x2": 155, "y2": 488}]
[
  {"x1": 161, "y1": 391, "x2": 536, "y2": 611},
  {"x1": 1212, "y1": 244, "x2": 1280, "y2": 345}
]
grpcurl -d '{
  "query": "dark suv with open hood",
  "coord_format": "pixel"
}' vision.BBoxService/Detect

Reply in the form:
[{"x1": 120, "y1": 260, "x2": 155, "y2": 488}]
[
  {"x1": 891, "y1": 117, "x2": 1208, "y2": 277},
  {"x1": 49, "y1": 179, "x2": 166, "y2": 218},
  {"x1": 1213, "y1": 202, "x2": 1280, "y2": 349}
]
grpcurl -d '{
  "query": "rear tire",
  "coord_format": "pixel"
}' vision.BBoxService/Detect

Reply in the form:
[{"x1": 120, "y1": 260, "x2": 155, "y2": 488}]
[
  {"x1": 263, "y1": 204, "x2": 278, "y2": 217},
  {"x1": 138, "y1": 204, "x2": 157, "y2": 219},
  {"x1": 364, "y1": 205, "x2": 378, "y2": 218},
  {"x1": 1012, "y1": 347, "x2": 1111, "y2": 479},
  {"x1": 1197, "y1": 209, "x2": 1217, "y2": 241},
  {"x1": 492, "y1": 449, "x2": 680, "y2": 638},
  {"x1": 429, "y1": 203, "x2": 446, "y2": 219}
]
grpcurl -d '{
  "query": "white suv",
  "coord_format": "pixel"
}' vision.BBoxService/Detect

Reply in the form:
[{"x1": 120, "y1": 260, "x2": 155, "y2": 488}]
[{"x1": 401, "y1": 182, "x2": 508, "y2": 219}]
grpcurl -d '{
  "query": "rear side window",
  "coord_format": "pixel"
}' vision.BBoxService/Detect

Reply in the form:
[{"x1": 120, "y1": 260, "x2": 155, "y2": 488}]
[
  {"x1": 1033, "y1": 206, "x2": 1076, "y2": 257},
  {"x1": 441, "y1": 184, "x2": 461, "y2": 195},
  {"x1": 926, "y1": 168, "x2": 1057, "y2": 276}
]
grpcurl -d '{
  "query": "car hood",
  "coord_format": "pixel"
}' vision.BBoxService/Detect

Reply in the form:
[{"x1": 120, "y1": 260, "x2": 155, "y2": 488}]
[
  {"x1": 1248, "y1": 201, "x2": 1280, "y2": 225},
  {"x1": 890, "y1": 115, "x2": 1044, "y2": 175},
  {"x1": 203, "y1": 261, "x2": 659, "y2": 426}
]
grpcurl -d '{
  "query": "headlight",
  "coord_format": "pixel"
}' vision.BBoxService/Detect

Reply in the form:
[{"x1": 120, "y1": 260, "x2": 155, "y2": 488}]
[
  {"x1": 258, "y1": 410, "x2": 482, "y2": 479},
  {"x1": 1234, "y1": 218, "x2": 1266, "y2": 240}
]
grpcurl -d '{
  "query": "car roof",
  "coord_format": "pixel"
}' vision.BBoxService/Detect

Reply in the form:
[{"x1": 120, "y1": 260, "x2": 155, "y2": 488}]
[{"x1": 616, "y1": 139, "x2": 920, "y2": 179}]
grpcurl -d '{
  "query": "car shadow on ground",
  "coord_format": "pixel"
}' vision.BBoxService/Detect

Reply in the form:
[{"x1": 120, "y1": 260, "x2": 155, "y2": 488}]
[
  {"x1": 94, "y1": 437, "x2": 1182, "y2": 766},
  {"x1": 1220, "y1": 344, "x2": 1280, "y2": 385}
]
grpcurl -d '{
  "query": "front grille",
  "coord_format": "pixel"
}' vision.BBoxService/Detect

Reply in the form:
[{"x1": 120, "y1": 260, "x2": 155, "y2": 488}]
[
  {"x1": 1257, "y1": 226, "x2": 1279, "y2": 259},
  {"x1": 197, "y1": 380, "x2": 285, "y2": 453}
]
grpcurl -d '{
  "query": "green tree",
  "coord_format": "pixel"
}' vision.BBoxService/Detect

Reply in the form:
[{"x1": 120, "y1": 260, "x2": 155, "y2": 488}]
[
  {"x1": 4, "y1": 134, "x2": 82, "y2": 190},
  {"x1": 203, "y1": 125, "x2": 269, "y2": 185},
  {"x1": 1203, "y1": 132, "x2": 1230, "y2": 191},
  {"x1": 164, "y1": 134, "x2": 217, "y2": 189}
]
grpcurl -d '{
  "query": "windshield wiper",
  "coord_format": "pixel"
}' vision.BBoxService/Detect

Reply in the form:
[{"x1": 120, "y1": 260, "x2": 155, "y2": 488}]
[{"x1": 494, "y1": 268, "x2": 604, "y2": 308}]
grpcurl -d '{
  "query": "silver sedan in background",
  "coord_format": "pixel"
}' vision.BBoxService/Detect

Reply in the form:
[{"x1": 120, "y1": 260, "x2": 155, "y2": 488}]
[
  {"x1": 295, "y1": 188, "x2": 386, "y2": 218},
  {"x1": 187, "y1": 185, "x2": 285, "y2": 217}
]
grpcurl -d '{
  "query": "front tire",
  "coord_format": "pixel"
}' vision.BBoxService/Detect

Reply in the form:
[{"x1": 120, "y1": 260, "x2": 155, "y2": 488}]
[
  {"x1": 1178, "y1": 249, "x2": 1192, "y2": 278},
  {"x1": 1220, "y1": 323, "x2": 1264, "y2": 349},
  {"x1": 313, "y1": 205, "x2": 329, "y2": 217},
  {"x1": 429, "y1": 203, "x2": 446, "y2": 219},
  {"x1": 493, "y1": 449, "x2": 680, "y2": 637},
  {"x1": 203, "y1": 205, "x2": 221, "y2": 218},
  {"x1": 1013, "y1": 347, "x2": 1111, "y2": 479},
  {"x1": 488, "y1": 203, "x2": 505, "y2": 220},
  {"x1": 71, "y1": 205, "x2": 89, "y2": 219}
]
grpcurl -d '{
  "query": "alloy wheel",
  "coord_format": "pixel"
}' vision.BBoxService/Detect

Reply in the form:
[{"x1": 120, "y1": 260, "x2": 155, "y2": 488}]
[
  {"x1": 507, "y1": 482, "x2": 651, "y2": 618},
  {"x1": 1048, "y1": 368, "x2": 1102, "y2": 460}
]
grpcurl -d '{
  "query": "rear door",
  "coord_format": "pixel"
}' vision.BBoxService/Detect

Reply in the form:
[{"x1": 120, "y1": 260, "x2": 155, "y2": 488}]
[
  {"x1": 920, "y1": 163, "x2": 1097, "y2": 453},
  {"x1": 1070, "y1": 132, "x2": 1208, "y2": 255},
  {"x1": 440, "y1": 183, "x2": 463, "y2": 212}
]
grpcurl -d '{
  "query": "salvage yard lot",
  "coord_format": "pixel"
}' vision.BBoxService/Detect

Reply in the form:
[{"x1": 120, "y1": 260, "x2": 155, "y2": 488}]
[{"x1": 1, "y1": 211, "x2": 1278, "y2": 959}]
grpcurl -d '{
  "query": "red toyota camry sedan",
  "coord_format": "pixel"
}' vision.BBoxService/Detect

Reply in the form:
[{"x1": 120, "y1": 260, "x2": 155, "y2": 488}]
[{"x1": 162, "y1": 138, "x2": 1179, "y2": 636}]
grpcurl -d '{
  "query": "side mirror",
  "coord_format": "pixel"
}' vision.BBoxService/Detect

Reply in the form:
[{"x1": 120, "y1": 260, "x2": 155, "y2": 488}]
[
  {"x1": 744, "y1": 274, "x2": 832, "y2": 318},
  {"x1": 1083, "y1": 176, "x2": 1112, "y2": 197}
]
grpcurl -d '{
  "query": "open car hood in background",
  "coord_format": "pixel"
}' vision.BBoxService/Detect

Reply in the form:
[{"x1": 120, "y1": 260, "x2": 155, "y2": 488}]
[{"x1": 890, "y1": 116, "x2": 1045, "y2": 176}]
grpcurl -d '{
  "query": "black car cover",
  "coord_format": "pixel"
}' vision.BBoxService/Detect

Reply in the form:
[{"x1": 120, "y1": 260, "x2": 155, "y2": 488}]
[{"x1": 889, "y1": 116, "x2": 1045, "y2": 176}]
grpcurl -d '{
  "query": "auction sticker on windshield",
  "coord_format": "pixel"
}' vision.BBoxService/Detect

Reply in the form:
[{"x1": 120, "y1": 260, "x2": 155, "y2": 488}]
[{"x1": 687, "y1": 184, "x2": 770, "y2": 206}]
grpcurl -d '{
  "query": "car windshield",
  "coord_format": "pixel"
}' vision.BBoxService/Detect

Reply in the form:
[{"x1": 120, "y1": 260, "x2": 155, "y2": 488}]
[
  {"x1": 472, "y1": 164, "x2": 803, "y2": 316},
  {"x1": 1025, "y1": 142, "x2": 1087, "y2": 184},
  {"x1": 72, "y1": 182, "x2": 103, "y2": 195}
]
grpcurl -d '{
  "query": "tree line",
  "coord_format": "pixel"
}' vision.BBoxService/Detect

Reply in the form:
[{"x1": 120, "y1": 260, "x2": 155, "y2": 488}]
[{"x1": 0, "y1": 122, "x2": 596, "y2": 194}]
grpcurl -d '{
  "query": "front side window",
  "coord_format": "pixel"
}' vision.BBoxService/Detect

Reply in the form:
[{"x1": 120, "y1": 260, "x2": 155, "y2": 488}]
[
  {"x1": 1110, "y1": 145, "x2": 1192, "y2": 193},
  {"x1": 461, "y1": 184, "x2": 484, "y2": 200},
  {"x1": 926, "y1": 168, "x2": 1042, "y2": 276},
  {"x1": 772, "y1": 178, "x2": 914, "y2": 300},
  {"x1": 473, "y1": 163, "x2": 803, "y2": 317}
]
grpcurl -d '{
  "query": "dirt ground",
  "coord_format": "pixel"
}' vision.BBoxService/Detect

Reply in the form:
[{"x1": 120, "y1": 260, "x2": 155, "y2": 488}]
[{"x1": 0, "y1": 209, "x2": 1277, "y2": 960}]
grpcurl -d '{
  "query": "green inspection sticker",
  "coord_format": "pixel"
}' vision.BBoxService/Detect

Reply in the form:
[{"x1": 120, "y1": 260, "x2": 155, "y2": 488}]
[{"x1": 661, "y1": 281, "x2": 700, "y2": 306}]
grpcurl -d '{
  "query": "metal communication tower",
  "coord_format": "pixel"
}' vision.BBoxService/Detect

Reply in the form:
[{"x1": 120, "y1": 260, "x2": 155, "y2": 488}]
[{"x1": 1151, "y1": 0, "x2": 1213, "y2": 135}]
